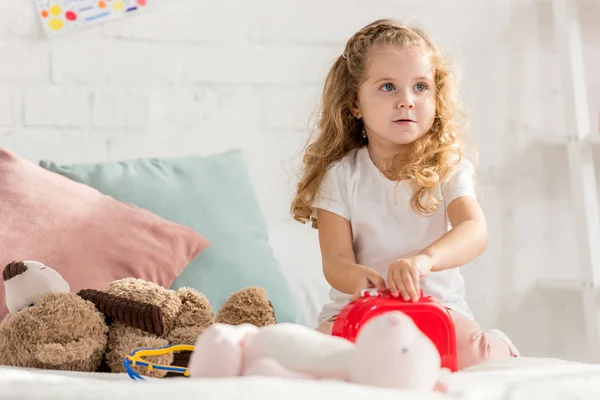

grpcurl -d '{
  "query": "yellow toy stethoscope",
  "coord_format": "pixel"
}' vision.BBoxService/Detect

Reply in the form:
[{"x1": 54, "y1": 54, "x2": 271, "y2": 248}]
[{"x1": 123, "y1": 344, "x2": 194, "y2": 380}]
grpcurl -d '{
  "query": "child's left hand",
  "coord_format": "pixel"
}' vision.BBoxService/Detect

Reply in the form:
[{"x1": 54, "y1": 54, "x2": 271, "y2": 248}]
[{"x1": 387, "y1": 254, "x2": 432, "y2": 302}]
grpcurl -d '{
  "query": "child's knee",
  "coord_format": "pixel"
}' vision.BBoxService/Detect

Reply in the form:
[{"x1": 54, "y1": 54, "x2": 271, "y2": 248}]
[
  {"x1": 457, "y1": 333, "x2": 493, "y2": 369},
  {"x1": 457, "y1": 332, "x2": 513, "y2": 370}
]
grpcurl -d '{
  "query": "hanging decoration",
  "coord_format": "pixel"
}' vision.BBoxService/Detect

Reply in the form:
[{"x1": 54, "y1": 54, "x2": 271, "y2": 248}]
[{"x1": 34, "y1": 0, "x2": 160, "y2": 37}]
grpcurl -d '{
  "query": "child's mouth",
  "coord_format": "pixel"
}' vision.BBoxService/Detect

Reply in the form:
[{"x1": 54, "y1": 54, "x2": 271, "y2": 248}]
[{"x1": 393, "y1": 119, "x2": 415, "y2": 125}]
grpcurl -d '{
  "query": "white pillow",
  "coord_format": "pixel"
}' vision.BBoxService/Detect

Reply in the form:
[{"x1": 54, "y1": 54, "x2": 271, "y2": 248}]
[{"x1": 267, "y1": 218, "x2": 330, "y2": 328}]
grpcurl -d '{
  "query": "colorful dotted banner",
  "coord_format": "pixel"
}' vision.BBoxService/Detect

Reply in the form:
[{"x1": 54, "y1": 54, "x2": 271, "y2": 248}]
[{"x1": 35, "y1": 0, "x2": 158, "y2": 37}]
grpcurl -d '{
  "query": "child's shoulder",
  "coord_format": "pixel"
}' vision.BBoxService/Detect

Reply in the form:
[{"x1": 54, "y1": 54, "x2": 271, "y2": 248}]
[
  {"x1": 439, "y1": 155, "x2": 477, "y2": 201},
  {"x1": 325, "y1": 147, "x2": 364, "y2": 175},
  {"x1": 443, "y1": 155, "x2": 475, "y2": 182}
]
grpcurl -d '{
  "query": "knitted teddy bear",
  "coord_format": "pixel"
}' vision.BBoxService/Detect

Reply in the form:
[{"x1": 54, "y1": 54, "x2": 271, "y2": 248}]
[
  {"x1": 79, "y1": 277, "x2": 277, "y2": 377},
  {"x1": 0, "y1": 261, "x2": 108, "y2": 372}
]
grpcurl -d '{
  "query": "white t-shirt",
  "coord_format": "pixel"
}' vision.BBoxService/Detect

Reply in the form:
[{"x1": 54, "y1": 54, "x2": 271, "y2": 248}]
[{"x1": 311, "y1": 146, "x2": 476, "y2": 324}]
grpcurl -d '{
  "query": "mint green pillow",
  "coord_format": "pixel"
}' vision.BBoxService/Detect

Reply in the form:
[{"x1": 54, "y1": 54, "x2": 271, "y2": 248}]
[{"x1": 39, "y1": 149, "x2": 303, "y2": 324}]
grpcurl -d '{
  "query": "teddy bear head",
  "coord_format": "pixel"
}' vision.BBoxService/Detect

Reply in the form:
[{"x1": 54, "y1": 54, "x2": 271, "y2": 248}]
[
  {"x1": 0, "y1": 261, "x2": 108, "y2": 372},
  {"x1": 3, "y1": 260, "x2": 70, "y2": 314}
]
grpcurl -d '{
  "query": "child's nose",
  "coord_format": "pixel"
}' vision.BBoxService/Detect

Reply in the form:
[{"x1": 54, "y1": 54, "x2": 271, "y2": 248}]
[
  {"x1": 396, "y1": 95, "x2": 415, "y2": 109},
  {"x1": 396, "y1": 99, "x2": 415, "y2": 109}
]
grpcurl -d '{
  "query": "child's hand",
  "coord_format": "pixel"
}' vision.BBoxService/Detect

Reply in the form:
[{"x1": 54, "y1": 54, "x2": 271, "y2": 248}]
[
  {"x1": 387, "y1": 254, "x2": 432, "y2": 302},
  {"x1": 351, "y1": 269, "x2": 386, "y2": 301}
]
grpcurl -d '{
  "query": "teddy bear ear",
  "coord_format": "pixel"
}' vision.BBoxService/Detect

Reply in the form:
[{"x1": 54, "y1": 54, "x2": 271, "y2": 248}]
[
  {"x1": 3, "y1": 261, "x2": 28, "y2": 282},
  {"x1": 77, "y1": 289, "x2": 164, "y2": 336},
  {"x1": 215, "y1": 287, "x2": 277, "y2": 327}
]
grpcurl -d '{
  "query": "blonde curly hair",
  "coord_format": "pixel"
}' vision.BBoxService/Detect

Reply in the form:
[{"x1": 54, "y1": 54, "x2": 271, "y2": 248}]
[{"x1": 291, "y1": 18, "x2": 472, "y2": 228}]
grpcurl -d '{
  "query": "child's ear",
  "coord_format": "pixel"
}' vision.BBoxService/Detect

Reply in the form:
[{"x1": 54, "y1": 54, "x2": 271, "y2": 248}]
[{"x1": 351, "y1": 102, "x2": 361, "y2": 119}]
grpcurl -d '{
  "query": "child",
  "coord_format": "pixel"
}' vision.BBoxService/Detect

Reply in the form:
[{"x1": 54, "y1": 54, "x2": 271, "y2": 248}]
[{"x1": 290, "y1": 19, "x2": 519, "y2": 370}]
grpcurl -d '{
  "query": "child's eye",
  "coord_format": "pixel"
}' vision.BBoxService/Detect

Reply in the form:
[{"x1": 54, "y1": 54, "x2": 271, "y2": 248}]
[
  {"x1": 380, "y1": 83, "x2": 395, "y2": 92},
  {"x1": 414, "y1": 83, "x2": 428, "y2": 92}
]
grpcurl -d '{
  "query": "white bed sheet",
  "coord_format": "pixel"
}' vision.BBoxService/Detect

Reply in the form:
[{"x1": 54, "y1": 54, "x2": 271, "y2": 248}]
[
  {"x1": 0, "y1": 366, "x2": 445, "y2": 400},
  {"x1": 2, "y1": 357, "x2": 600, "y2": 400}
]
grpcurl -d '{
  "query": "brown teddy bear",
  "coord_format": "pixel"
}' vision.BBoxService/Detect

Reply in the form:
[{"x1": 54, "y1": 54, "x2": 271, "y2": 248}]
[
  {"x1": 0, "y1": 261, "x2": 277, "y2": 378},
  {"x1": 78, "y1": 277, "x2": 277, "y2": 377},
  {"x1": 0, "y1": 261, "x2": 108, "y2": 372}
]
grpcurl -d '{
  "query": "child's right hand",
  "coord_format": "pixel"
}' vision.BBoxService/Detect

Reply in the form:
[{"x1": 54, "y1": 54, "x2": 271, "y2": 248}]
[
  {"x1": 386, "y1": 254, "x2": 432, "y2": 302},
  {"x1": 351, "y1": 269, "x2": 387, "y2": 301}
]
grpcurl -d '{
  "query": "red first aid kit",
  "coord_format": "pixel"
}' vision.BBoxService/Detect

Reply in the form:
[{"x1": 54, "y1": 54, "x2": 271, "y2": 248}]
[{"x1": 331, "y1": 289, "x2": 458, "y2": 372}]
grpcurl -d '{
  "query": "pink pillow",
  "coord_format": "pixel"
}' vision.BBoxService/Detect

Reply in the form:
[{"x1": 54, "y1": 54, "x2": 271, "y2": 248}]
[{"x1": 0, "y1": 148, "x2": 210, "y2": 320}]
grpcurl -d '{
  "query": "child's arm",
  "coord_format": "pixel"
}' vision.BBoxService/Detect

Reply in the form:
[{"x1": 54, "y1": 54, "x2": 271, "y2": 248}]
[
  {"x1": 317, "y1": 209, "x2": 386, "y2": 298},
  {"x1": 418, "y1": 196, "x2": 488, "y2": 271},
  {"x1": 387, "y1": 196, "x2": 487, "y2": 301}
]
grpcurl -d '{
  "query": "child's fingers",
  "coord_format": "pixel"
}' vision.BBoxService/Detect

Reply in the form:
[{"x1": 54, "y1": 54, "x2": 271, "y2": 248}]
[
  {"x1": 370, "y1": 274, "x2": 387, "y2": 291},
  {"x1": 394, "y1": 269, "x2": 410, "y2": 301},
  {"x1": 401, "y1": 270, "x2": 418, "y2": 302},
  {"x1": 387, "y1": 269, "x2": 400, "y2": 298},
  {"x1": 357, "y1": 274, "x2": 369, "y2": 289},
  {"x1": 409, "y1": 267, "x2": 421, "y2": 299}
]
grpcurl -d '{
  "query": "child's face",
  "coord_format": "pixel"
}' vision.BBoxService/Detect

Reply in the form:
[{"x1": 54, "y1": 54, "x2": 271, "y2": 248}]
[{"x1": 354, "y1": 44, "x2": 436, "y2": 154}]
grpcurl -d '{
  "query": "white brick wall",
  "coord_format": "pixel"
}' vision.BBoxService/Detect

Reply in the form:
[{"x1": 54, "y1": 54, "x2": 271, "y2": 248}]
[
  {"x1": 93, "y1": 90, "x2": 150, "y2": 129},
  {"x1": 0, "y1": 0, "x2": 599, "y2": 361},
  {"x1": 0, "y1": 43, "x2": 49, "y2": 80},
  {"x1": 0, "y1": 89, "x2": 16, "y2": 126},
  {"x1": 52, "y1": 43, "x2": 183, "y2": 84},
  {"x1": 24, "y1": 88, "x2": 90, "y2": 128}
]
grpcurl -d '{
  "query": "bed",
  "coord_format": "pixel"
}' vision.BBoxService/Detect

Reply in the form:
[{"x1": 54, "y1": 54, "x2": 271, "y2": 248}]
[
  {"x1": 4, "y1": 221, "x2": 596, "y2": 400},
  {"x1": 2, "y1": 357, "x2": 600, "y2": 400},
  {"x1": 2, "y1": 153, "x2": 598, "y2": 400}
]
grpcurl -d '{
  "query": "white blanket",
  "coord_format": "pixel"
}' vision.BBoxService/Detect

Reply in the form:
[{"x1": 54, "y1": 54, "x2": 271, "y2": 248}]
[{"x1": 2, "y1": 357, "x2": 600, "y2": 400}]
